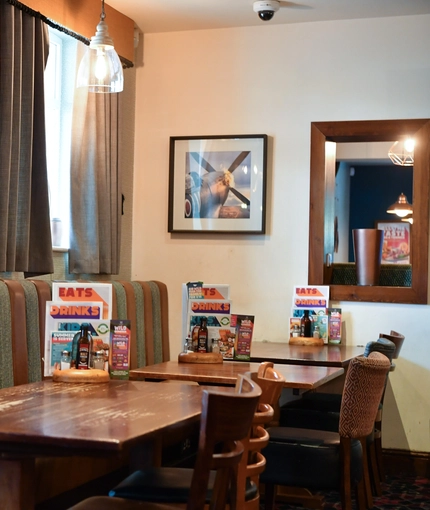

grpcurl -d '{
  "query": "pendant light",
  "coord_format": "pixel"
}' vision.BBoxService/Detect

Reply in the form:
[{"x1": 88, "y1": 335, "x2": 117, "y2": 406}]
[
  {"x1": 387, "y1": 193, "x2": 413, "y2": 218},
  {"x1": 77, "y1": 0, "x2": 123, "y2": 93},
  {"x1": 388, "y1": 138, "x2": 414, "y2": 166}
]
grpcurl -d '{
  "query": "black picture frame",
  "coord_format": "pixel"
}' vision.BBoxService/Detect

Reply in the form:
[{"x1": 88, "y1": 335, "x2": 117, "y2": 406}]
[{"x1": 168, "y1": 134, "x2": 267, "y2": 234}]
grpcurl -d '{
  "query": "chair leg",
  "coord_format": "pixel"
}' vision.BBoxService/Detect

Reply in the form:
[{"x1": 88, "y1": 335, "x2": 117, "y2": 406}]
[
  {"x1": 359, "y1": 437, "x2": 373, "y2": 509},
  {"x1": 264, "y1": 483, "x2": 276, "y2": 510},
  {"x1": 355, "y1": 478, "x2": 367, "y2": 510},
  {"x1": 374, "y1": 424, "x2": 385, "y2": 482},
  {"x1": 368, "y1": 438, "x2": 382, "y2": 496},
  {"x1": 339, "y1": 437, "x2": 353, "y2": 510}
]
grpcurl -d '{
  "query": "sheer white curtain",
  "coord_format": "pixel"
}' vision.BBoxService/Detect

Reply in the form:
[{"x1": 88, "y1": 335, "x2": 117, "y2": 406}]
[
  {"x1": 69, "y1": 41, "x2": 122, "y2": 275},
  {"x1": 0, "y1": 1, "x2": 53, "y2": 275}
]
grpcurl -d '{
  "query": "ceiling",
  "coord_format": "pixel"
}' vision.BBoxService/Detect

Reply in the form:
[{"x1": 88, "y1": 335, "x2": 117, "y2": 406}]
[{"x1": 106, "y1": 0, "x2": 430, "y2": 34}]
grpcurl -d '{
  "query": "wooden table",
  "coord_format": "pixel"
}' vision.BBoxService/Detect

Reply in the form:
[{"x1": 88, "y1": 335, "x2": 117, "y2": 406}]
[
  {"x1": 130, "y1": 361, "x2": 344, "y2": 391},
  {"x1": 0, "y1": 380, "x2": 204, "y2": 509},
  {"x1": 249, "y1": 342, "x2": 364, "y2": 367}
]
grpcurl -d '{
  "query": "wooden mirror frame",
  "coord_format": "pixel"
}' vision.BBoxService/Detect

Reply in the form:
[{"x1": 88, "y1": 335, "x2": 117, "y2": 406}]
[{"x1": 308, "y1": 119, "x2": 430, "y2": 304}]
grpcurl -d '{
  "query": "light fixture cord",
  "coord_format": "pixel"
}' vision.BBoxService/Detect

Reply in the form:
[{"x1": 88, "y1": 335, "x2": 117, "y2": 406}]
[{"x1": 100, "y1": 0, "x2": 106, "y2": 21}]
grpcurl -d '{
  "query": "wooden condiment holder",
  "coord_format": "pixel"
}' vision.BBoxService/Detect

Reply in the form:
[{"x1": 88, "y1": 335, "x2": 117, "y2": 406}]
[
  {"x1": 178, "y1": 352, "x2": 223, "y2": 364},
  {"x1": 53, "y1": 368, "x2": 110, "y2": 383},
  {"x1": 289, "y1": 336, "x2": 324, "y2": 346}
]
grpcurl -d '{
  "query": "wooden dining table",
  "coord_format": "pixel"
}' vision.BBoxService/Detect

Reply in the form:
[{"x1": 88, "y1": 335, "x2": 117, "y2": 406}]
[
  {"x1": 0, "y1": 380, "x2": 204, "y2": 510},
  {"x1": 130, "y1": 360, "x2": 344, "y2": 391},
  {"x1": 249, "y1": 341, "x2": 364, "y2": 367}
]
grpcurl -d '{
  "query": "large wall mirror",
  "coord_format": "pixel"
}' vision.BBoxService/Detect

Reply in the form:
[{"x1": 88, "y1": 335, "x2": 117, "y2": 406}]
[{"x1": 308, "y1": 119, "x2": 430, "y2": 304}]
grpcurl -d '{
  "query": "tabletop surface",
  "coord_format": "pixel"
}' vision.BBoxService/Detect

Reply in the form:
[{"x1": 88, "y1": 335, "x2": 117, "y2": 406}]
[
  {"x1": 0, "y1": 380, "x2": 203, "y2": 456},
  {"x1": 130, "y1": 361, "x2": 344, "y2": 390},
  {"x1": 249, "y1": 342, "x2": 364, "y2": 367}
]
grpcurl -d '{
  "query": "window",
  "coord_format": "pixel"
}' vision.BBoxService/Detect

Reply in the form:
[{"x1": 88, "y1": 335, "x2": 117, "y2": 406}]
[{"x1": 44, "y1": 27, "x2": 77, "y2": 248}]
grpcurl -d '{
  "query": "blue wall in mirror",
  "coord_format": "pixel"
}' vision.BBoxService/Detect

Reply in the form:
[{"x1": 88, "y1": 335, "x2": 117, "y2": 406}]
[{"x1": 348, "y1": 164, "x2": 413, "y2": 261}]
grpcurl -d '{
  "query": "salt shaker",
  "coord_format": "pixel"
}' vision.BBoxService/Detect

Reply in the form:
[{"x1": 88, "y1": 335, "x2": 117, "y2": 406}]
[
  {"x1": 93, "y1": 351, "x2": 105, "y2": 370},
  {"x1": 212, "y1": 339, "x2": 220, "y2": 354},
  {"x1": 60, "y1": 350, "x2": 71, "y2": 370}
]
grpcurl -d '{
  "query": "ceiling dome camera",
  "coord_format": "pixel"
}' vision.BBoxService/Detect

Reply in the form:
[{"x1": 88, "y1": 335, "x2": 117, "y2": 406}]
[{"x1": 253, "y1": 0, "x2": 280, "y2": 21}]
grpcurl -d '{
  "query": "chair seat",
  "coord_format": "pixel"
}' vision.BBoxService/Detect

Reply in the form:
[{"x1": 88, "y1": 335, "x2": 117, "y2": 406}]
[
  {"x1": 280, "y1": 404, "x2": 340, "y2": 431},
  {"x1": 110, "y1": 466, "x2": 258, "y2": 503},
  {"x1": 260, "y1": 426, "x2": 363, "y2": 490},
  {"x1": 68, "y1": 496, "x2": 178, "y2": 509}
]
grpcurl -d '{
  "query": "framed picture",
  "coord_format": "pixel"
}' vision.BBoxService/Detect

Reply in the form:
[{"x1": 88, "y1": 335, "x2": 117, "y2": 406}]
[
  {"x1": 168, "y1": 134, "x2": 267, "y2": 234},
  {"x1": 376, "y1": 220, "x2": 411, "y2": 264}
]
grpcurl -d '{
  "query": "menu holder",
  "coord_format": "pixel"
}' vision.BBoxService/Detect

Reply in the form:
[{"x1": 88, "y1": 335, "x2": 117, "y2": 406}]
[
  {"x1": 53, "y1": 368, "x2": 110, "y2": 383},
  {"x1": 178, "y1": 352, "x2": 223, "y2": 364},
  {"x1": 289, "y1": 336, "x2": 324, "y2": 346}
]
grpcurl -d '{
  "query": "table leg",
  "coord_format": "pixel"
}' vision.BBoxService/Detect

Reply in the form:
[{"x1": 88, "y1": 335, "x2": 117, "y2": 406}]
[
  {"x1": 129, "y1": 436, "x2": 163, "y2": 471},
  {"x1": 0, "y1": 457, "x2": 35, "y2": 510}
]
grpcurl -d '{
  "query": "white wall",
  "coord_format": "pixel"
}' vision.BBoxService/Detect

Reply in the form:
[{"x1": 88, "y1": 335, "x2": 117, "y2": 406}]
[{"x1": 131, "y1": 15, "x2": 430, "y2": 453}]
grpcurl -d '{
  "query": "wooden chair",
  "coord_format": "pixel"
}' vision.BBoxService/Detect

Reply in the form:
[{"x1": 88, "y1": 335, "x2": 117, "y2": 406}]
[
  {"x1": 101, "y1": 363, "x2": 284, "y2": 510},
  {"x1": 236, "y1": 362, "x2": 285, "y2": 510},
  {"x1": 68, "y1": 374, "x2": 261, "y2": 510},
  {"x1": 379, "y1": 330, "x2": 404, "y2": 359},
  {"x1": 261, "y1": 352, "x2": 391, "y2": 510}
]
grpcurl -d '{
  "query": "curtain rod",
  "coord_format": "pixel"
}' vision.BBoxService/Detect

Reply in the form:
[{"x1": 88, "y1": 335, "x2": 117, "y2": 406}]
[{"x1": 6, "y1": 0, "x2": 134, "y2": 69}]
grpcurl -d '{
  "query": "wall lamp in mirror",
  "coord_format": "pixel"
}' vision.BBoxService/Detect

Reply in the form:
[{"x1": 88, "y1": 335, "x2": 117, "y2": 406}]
[
  {"x1": 402, "y1": 214, "x2": 414, "y2": 224},
  {"x1": 308, "y1": 118, "x2": 430, "y2": 304}
]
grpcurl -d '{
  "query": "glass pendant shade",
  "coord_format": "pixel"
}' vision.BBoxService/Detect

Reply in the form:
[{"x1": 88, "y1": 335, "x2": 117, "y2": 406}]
[
  {"x1": 387, "y1": 193, "x2": 413, "y2": 218},
  {"x1": 388, "y1": 139, "x2": 414, "y2": 166},
  {"x1": 77, "y1": 17, "x2": 123, "y2": 93}
]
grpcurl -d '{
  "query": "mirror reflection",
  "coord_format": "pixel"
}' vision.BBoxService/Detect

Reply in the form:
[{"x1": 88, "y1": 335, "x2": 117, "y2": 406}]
[
  {"x1": 308, "y1": 119, "x2": 430, "y2": 304},
  {"x1": 334, "y1": 142, "x2": 413, "y2": 266}
]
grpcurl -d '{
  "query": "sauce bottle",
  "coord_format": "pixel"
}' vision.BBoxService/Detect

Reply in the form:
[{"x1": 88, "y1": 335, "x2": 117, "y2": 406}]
[
  {"x1": 76, "y1": 324, "x2": 91, "y2": 370},
  {"x1": 300, "y1": 310, "x2": 312, "y2": 337},
  {"x1": 197, "y1": 317, "x2": 209, "y2": 353},
  {"x1": 191, "y1": 323, "x2": 200, "y2": 352}
]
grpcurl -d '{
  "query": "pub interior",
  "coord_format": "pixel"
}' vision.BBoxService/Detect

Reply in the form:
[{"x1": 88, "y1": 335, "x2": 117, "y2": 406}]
[{"x1": 1, "y1": 0, "x2": 430, "y2": 508}]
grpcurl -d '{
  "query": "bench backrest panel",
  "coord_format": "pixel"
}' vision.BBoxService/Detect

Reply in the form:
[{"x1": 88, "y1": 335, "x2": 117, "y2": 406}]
[{"x1": 0, "y1": 279, "x2": 170, "y2": 388}]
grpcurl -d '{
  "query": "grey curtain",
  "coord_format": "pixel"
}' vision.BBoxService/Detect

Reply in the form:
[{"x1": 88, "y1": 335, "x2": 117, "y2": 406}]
[
  {"x1": 0, "y1": 1, "x2": 54, "y2": 274},
  {"x1": 69, "y1": 42, "x2": 122, "y2": 275}
]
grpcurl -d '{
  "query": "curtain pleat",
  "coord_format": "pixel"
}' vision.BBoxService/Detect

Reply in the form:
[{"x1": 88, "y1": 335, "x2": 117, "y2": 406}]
[
  {"x1": 0, "y1": 1, "x2": 53, "y2": 274},
  {"x1": 69, "y1": 42, "x2": 121, "y2": 275}
]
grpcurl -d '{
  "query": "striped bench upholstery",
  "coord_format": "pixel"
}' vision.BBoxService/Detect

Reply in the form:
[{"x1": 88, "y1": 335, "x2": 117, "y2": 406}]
[{"x1": 0, "y1": 279, "x2": 170, "y2": 389}]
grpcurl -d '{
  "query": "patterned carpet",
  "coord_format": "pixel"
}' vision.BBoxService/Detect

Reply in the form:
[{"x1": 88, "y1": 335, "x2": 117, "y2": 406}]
[{"x1": 269, "y1": 475, "x2": 430, "y2": 509}]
